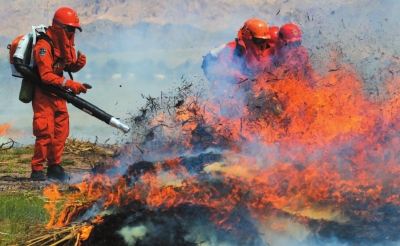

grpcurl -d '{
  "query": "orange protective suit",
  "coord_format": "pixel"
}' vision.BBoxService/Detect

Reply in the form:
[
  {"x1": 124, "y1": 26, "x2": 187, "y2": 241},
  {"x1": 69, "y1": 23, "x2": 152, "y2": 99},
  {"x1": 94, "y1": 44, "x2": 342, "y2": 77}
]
[
  {"x1": 207, "y1": 38, "x2": 273, "y2": 83},
  {"x1": 204, "y1": 20, "x2": 274, "y2": 84},
  {"x1": 268, "y1": 23, "x2": 316, "y2": 87},
  {"x1": 30, "y1": 25, "x2": 85, "y2": 171},
  {"x1": 211, "y1": 41, "x2": 246, "y2": 82},
  {"x1": 271, "y1": 42, "x2": 315, "y2": 87}
]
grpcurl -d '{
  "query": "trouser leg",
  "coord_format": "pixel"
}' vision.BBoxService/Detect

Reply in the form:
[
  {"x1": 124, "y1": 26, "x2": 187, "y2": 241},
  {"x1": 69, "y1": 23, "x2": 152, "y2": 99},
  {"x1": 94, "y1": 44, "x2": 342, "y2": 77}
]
[
  {"x1": 31, "y1": 91, "x2": 55, "y2": 171},
  {"x1": 48, "y1": 98, "x2": 69, "y2": 165}
]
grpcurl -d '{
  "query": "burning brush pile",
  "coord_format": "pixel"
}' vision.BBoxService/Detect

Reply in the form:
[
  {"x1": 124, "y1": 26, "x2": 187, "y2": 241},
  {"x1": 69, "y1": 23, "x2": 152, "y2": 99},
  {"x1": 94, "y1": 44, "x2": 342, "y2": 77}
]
[{"x1": 29, "y1": 62, "x2": 400, "y2": 245}]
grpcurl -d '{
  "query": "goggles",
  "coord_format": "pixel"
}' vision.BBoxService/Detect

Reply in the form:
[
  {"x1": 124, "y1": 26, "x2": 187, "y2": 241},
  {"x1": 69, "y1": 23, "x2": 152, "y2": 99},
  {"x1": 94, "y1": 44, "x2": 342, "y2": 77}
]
[
  {"x1": 53, "y1": 19, "x2": 82, "y2": 33},
  {"x1": 253, "y1": 38, "x2": 268, "y2": 45},
  {"x1": 63, "y1": 25, "x2": 76, "y2": 33}
]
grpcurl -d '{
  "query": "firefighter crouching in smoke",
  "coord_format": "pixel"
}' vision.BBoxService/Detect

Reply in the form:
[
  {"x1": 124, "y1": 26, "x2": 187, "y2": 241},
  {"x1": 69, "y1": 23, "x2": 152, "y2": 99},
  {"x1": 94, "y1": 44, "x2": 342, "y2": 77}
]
[
  {"x1": 271, "y1": 23, "x2": 316, "y2": 87},
  {"x1": 244, "y1": 24, "x2": 286, "y2": 120},
  {"x1": 201, "y1": 18, "x2": 275, "y2": 84},
  {"x1": 201, "y1": 19, "x2": 285, "y2": 120},
  {"x1": 30, "y1": 7, "x2": 88, "y2": 181}
]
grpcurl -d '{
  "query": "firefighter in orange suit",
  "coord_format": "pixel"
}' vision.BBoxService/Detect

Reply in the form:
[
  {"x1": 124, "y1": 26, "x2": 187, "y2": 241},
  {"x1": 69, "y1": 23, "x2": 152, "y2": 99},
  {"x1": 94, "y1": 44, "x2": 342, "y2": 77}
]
[
  {"x1": 273, "y1": 23, "x2": 315, "y2": 87},
  {"x1": 268, "y1": 26, "x2": 280, "y2": 48},
  {"x1": 30, "y1": 7, "x2": 88, "y2": 181},
  {"x1": 202, "y1": 18, "x2": 273, "y2": 84}
]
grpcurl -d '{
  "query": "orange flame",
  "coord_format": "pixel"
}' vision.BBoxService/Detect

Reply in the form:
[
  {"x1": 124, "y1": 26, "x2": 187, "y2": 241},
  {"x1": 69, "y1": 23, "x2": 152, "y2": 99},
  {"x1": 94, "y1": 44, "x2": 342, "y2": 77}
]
[
  {"x1": 43, "y1": 184, "x2": 62, "y2": 228},
  {"x1": 42, "y1": 61, "x2": 400, "y2": 238},
  {"x1": 80, "y1": 225, "x2": 94, "y2": 241},
  {"x1": 0, "y1": 122, "x2": 12, "y2": 136}
]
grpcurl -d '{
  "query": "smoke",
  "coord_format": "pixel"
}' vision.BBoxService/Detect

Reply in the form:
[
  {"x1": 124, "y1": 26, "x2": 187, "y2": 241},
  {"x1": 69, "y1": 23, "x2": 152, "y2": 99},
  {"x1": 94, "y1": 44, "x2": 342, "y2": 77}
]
[
  {"x1": 1, "y1": 0, "x2": 399, "y2": 145},
  {"x1": 118, "y1": 225, "x2": 147, "y2": 246},
  {"x1": 4, "y1": 1, "x2": 400, "y2": 244}
]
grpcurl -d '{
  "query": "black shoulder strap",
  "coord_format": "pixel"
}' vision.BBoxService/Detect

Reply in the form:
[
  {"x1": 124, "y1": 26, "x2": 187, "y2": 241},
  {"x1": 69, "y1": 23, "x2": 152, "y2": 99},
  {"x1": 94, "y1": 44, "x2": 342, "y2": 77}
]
[
  {"x1": 234, "y1": 38, "x2": 245, "y2": 57},
  {"x1": 36, "y1": 31, "x2": 73, "y2": 80}
]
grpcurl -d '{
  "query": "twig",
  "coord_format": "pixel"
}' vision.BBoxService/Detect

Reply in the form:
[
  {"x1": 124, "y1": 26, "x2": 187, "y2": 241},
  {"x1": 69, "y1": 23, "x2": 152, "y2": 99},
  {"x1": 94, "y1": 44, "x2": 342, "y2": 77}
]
[
  {"x1": 26, "y1": 225, "x2": 85, "y2": 246},
  {"x1": 26, "y1": 227, "x2": 75, "y2": 245},
  {"x1": 236, "y1": 78, "x2": 249, "y2": 84},
  {"x1": 49, "y1": 232, "x2": 76, "y2": 246},
  {"x1": 136, "y1": 145, "x2": 144, "y2": 154},
  {"x1": 74, "y1": 232, "x2": 81, "y2": 246},
  {"x1": 26, "y1": 234, "x2": 53, "y2": 245},
  {"x1": 0, "y1": 231, "x2": 8, "y2": 235},
  {"x1": 0, "y1": 138, "x2": 15, "y2": 150}
]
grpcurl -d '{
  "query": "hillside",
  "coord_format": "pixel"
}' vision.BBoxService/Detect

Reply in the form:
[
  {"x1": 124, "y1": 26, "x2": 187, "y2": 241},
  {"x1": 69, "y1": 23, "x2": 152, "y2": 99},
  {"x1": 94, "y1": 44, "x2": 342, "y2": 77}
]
[
  {"x1": 2, "y1": 0, "x2": 398, "y2": 64},
  {"x1": 0, "y1": 0, "x2": 367, "y2": 42},
  {"x1": 1, "y1": 0, "x2": 342, "y2": 37}
]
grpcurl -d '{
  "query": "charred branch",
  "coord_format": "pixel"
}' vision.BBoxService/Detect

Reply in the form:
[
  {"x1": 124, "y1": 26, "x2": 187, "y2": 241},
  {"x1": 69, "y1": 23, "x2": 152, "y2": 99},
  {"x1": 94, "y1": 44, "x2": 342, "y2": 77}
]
[{"x1": 0, "y1": 138, "x2": 16, "y2": 150}]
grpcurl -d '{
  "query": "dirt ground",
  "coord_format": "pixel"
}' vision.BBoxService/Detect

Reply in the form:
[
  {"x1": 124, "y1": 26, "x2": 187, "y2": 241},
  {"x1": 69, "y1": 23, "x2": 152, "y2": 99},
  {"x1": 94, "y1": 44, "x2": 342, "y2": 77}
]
[{"x1": 0, "y1": 138, "x2": 117, "y2": 191}]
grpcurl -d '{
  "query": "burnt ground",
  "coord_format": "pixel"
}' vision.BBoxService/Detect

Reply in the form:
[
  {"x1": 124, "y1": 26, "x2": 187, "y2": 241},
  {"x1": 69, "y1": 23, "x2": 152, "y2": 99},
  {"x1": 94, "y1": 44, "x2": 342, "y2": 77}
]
[
  {"x1": 3, "y1": 141, "x2": 400, "y2": 246},
  {"x1": 0, "y1": 138, "x2": 117, "y2": 191}
]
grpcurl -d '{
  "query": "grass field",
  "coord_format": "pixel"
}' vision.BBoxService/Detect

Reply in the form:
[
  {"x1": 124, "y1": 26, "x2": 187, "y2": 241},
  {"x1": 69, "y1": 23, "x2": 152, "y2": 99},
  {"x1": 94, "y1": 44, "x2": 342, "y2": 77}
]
[
  {"x1": 0, "y1": 191, "x2": 48, "y2": 245},
  {"x1": 0, "y1": 139, "x2": 116, "y2": 245},
  {"x1": 0, "y1": 145, "x2": 34, "y2": 176}
]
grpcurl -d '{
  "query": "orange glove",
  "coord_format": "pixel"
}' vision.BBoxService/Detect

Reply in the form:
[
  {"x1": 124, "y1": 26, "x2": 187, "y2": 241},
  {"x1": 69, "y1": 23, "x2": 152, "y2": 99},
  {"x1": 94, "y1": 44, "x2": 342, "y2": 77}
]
[
  {"x1": 66, "y1": 80, "x2": 87, "y2": 95},
  {"x1": 76, "y1": 54, "x2": 86, "y2": 68}
]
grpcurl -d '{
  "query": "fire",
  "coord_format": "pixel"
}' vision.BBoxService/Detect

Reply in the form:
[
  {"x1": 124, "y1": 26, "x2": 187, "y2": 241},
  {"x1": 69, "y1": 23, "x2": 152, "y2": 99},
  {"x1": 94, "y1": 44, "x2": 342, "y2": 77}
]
[
  {"x1": 0, "y1": 122, "x2": 12, "y2": 136},
  {"x1": 42, "y1": 60, "x2": 400, "y2": 244},
  {"x1": 43, "y1": 184, "x2": 62, "y2": 228},
  {"x1": 80, "y1": 225, "x2": 94, "y2": 241}
]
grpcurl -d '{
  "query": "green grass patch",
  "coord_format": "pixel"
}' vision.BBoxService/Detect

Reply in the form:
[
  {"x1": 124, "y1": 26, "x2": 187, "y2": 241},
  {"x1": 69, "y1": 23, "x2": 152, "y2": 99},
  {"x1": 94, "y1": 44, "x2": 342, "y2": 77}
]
[
  {"x1": 12, "y1": 146, "x2": 35, "y2": 156},
  {"x1": 18, "y1": 158, "x2": 31, "y2": 164},
  {"x1": 0, "y1": 168, "x2": 14, "y2": 174},
  {"x1": 6, "y1": 163, "x2": 17, "y2": 169},
  {"x1": 62, "y1": 158, "x2": 75, "y2": 166},
  {"x1": 0, "y1": 154, "x2": 14, "y2": 162},
  {"x1": 0, "y1": 191, "x2": 48, "y2": 244},
  {"x1": 0, "y1": 145, "x2": 34, "y2": 162}
]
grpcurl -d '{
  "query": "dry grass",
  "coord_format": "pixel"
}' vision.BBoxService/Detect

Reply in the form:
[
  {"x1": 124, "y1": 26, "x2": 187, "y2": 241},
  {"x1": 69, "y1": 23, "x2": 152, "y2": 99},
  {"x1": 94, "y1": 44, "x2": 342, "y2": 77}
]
[
  {"x1": 16, "y1": 222, "x2": 91, "y2": 246},
  {"x1": 0, "y1": 138, "x2": 119, "y2": 245}
]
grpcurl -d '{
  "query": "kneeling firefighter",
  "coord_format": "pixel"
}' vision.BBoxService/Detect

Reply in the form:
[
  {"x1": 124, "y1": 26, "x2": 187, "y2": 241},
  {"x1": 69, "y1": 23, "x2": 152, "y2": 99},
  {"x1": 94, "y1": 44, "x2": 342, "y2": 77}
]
[
  {"x1": 202, "y1": 18, "x2": 273, "y2": 84},
  {"x1": 30, "y1": 7, "x2": 88, "y2": 181}
]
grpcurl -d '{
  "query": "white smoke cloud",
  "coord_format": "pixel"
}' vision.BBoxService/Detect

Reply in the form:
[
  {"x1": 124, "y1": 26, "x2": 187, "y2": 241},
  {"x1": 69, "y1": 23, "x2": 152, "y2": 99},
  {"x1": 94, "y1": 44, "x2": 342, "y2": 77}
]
[
  {"x1": 118, "y1": 225, "x2": 147, "y2": 246},
  {"x1": 2, "y1": 0, "x2": 399, "y2": 145}
]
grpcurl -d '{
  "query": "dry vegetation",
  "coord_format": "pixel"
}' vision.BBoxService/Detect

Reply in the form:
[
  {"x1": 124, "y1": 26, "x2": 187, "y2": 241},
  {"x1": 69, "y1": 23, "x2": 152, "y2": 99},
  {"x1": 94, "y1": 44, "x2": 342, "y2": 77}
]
[
  {"x1": 0, "y1": 138, "x2": 119, "y2": 245},
  {"x1": 0, "y1": 138, "x2": 117, "y2": 191}
]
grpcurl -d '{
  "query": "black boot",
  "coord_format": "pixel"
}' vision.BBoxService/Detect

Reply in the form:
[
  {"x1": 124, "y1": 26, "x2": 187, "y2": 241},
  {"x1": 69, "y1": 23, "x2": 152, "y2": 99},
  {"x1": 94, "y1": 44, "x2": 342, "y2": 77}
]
[
  {"x1": 47, "y1": 165, "x2": 66, "y2": 182},
  {"x1": 30, "y1": 170, "x2": 46, "y2": 181}
]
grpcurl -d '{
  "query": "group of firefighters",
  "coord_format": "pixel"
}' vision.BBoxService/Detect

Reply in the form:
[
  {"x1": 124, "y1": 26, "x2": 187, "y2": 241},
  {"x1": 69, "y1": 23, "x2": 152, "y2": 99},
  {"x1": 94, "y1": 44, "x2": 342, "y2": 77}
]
[
  {"x1": 201, "y1": 18, "x2": 314, "y2": 86},
  {"x1": 26, "y1": 8, "x2": 311, "y2": 182}
]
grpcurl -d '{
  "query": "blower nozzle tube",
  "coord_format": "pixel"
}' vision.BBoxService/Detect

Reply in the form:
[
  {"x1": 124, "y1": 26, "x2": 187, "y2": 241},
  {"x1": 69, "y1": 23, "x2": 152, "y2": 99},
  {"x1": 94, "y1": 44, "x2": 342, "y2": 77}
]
[
  {"x1": 13, "y1": 57, "x2": 131, "y2": 134},
  {"x1": 109, "y1": 117, "x2": 130, "y2": 133}
]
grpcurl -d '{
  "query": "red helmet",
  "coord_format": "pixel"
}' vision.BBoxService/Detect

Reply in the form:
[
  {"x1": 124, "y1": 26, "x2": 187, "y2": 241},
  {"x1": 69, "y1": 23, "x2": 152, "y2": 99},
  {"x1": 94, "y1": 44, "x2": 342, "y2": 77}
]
[
  {"x1": 267, "y1": 26, "x2": 279, "y2": 47},
  {"x1": 242, "y1": 18, "x2": 257, "y2": 28},
  {"x1": 241, "y1": 18, "x2": 270, "y2": 40},
  {"x1": 279, "y1": 23, "x2": 302, "y2": 43},
  {"x1": 53, "y1": 7, "x2": 82, "y2": 31}
]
